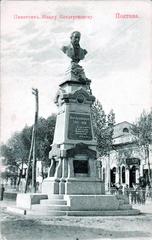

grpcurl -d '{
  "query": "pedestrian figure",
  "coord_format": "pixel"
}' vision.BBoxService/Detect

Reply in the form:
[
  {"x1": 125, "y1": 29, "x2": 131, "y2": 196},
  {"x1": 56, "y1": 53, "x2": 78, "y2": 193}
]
[
  {"x1": 131, "y1": 184, "x2": 137, "y2": 204},
  {"x1": 141, "y1": 188, "x2": 146, "y2": 204},
  {"x1": 115, "y1": 183, "x2": 120, "y2": 193},
  {"x1": 124, "y1": 184, "x2": 130, "y2": 199},
  {"x1": 146, "y1": 184, "x2": 151, "y2": 200},
  {"x1": 149, "y1": 185, "x2": 152, "y2": 200},
  {"x1": 136, "y1": 184, "x2": 141, "y2": 204},
  {"x1": 118, "y1": 184, "x2": 123, "y2": 195},
  {"x1": 139, "y1": 176, "x2": 147, "y2": 204},
  {"x1": 0, "y1": 184, "x2": 5, "y2": 201},
  {"x1": 111, "y1": 183, "x2": 117, "y2": 195}
]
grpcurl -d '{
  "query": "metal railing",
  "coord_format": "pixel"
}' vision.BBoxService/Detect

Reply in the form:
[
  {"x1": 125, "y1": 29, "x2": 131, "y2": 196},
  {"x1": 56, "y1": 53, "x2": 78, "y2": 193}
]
[{"x1": 109, "y1": 187, "x2": 152, "y2": 204}]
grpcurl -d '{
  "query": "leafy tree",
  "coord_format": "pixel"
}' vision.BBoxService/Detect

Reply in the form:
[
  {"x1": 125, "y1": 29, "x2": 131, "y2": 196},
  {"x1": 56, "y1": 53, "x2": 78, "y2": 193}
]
[
  {"x1": 35, "y1": 115, "x2": 56, "y2": 177},
  {"x1": 132, "y1": 109, "x2": 152, "y2": 181},
  {"x1": 8, "y1": 129, "x2": 31, "y2": 163},
  {"x1": 7, "y1": 128, "x2": 32, "y2": 185},
  {"x1": 37, "y1": 115, "x2": 56, "y2": 162},
  {"x1": 0, "y1": 144, "x2": 18, "y2": 183},
  {"x1": 0, "y1": 144, "x2": 15, "y2": 166},
  {"x1": 0, "y1": 114, "x2": 56, "y2": 186},
  {"x1": 91, "y1": 100, "x2": 115, "y2": 156}
]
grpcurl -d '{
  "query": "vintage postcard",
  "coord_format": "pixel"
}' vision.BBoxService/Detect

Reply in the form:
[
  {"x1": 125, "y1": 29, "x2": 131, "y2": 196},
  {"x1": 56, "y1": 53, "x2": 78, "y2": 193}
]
[{"x1": 1, "y1": 0, "x2": 152, "y2": 240}]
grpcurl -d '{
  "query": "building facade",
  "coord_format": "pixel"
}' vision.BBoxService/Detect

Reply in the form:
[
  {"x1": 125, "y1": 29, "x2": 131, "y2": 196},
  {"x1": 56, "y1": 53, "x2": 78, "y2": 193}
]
[{"x1": 99, "y1": 121, "x2": 152, "y2": 191}]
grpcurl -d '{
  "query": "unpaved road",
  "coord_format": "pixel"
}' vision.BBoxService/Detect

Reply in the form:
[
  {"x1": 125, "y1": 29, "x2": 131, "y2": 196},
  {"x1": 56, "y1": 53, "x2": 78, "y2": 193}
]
[{"x1": 1, "y1": 201, "x2": 152, "y2": 240}]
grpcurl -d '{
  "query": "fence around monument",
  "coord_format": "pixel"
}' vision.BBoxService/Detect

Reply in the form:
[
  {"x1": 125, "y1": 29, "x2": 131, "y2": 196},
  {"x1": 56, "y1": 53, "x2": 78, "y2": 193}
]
[{"x1": 109, "y1": 187, "x2": 152, "y2": 204}]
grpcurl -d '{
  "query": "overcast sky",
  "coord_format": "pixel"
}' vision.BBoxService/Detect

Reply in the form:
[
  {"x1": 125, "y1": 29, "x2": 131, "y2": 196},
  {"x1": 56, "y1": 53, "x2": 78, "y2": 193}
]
[{"x1": 1, "y1": 0, "x2": 152, "y2": 143}]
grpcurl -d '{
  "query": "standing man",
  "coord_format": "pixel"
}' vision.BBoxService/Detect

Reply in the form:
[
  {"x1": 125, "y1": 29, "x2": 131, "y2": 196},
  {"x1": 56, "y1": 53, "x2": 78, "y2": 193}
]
[{"x1": 0, "y1": 184, "x2": 5, "y2": 201}]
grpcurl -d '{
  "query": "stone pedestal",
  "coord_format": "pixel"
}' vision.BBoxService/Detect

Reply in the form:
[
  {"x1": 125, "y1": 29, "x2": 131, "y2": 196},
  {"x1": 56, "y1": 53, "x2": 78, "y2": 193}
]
[
  {"x1": 40, "y1": 74, "x2": 138, "y2": 216},
  {"x1": 42, "y1": 78, "x2": 104, "y2": 199},
  {"x1": 64, "y1": 195, "x2": 119, "y2": 211},
  {"x1": 42, "y1": 177, "x2": 60, "y2": 196},
  {"x1": 65, "y1": 178, "x2": 105, "y2": 195}
]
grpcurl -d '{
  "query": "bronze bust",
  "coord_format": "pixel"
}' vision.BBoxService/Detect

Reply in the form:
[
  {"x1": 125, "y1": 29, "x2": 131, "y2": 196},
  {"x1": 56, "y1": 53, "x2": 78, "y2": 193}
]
[{"x1": 61, "y1": 31, "x2": 87, "y2": 63}]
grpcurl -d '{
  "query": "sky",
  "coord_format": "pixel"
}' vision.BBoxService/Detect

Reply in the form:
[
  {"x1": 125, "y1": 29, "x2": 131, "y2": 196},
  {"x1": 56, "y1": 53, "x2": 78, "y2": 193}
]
[{"x1": 1, "y1": 0, "x2": 152, "y2": 143}]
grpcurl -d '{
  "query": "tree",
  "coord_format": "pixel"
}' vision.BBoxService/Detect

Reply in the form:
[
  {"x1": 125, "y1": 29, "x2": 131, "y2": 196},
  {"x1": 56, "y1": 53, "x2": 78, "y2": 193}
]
[
  {"x1": 35, "y1": 115, "x2": 56, "y2": 177},
  {"x1": 36, "y1": 115, "x2": 56, "y2": 164},
  {"x1": 91, "y1": 100, "x2": 115, "y2": 156},
  {"x1": 7, "y1": 128, "x2": 32, "y2": 186},
  {"x1": 0, "y1": 144, "x2": 15, "y2": 166},
  {"x1": 0, "y1": 114, "x2": 56, "y2": 189},
  {"x1": 0, "y1": 143, "x2": 18, "y2": 184},
  {"x1": 132, "y1": 109, "x2": 152, "y2": 181},
  {"x1": 91, "y1": 101, "x2": 115, "y2": 191}
]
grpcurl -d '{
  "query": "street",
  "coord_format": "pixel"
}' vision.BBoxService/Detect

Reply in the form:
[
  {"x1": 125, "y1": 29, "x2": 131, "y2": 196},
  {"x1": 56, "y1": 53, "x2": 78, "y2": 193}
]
[{"x1": 1, "y1": 200, "x2": 152, "y2": 240}]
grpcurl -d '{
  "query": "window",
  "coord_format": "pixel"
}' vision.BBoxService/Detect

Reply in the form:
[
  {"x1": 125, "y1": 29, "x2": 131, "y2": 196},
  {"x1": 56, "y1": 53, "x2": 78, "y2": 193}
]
[
  {"x1": 129, "y1": 166, "x2": 136, "y2": 187},
  {"x1": 119, "y1": 166, "x2": 121, "y2": 184},
  {"x1": 103, "y1": 168, "x2": 105, "y2": 182},
  {"x1": 122, "y1": 166, "x2": 126, "y2": 183},
  {"x1": 111, "y1": 167, "x2": 116, "y2": 184}
]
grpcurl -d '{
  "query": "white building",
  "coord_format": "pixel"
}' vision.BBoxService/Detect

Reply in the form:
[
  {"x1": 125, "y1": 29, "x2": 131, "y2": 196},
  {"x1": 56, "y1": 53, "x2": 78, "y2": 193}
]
[{"x1": 99, "y1": 121, "x2": 152, "y2": 191}]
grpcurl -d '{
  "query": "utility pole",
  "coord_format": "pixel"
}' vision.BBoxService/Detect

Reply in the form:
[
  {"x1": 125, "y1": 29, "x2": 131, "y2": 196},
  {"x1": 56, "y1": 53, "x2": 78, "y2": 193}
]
[
  {"x1": 31, "y1": 88, "x2": 39, "y2": 193},
  {"x1": 24, "y1": 88, "x2": 39, "y2": 193}
]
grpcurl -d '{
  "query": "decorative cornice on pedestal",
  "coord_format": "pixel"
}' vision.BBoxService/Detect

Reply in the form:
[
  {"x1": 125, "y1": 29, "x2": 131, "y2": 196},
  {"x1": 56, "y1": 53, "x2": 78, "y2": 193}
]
[
  {"x1": 62, "y1": 87, "x2": 95, "y2": 103},
  {"x1": 49, "y1": 143, "x2": 97, "y2": 159},
  {"x1": 49, "y1": 144, "x2": 61, "y2": 159},
  {"x1": 54, "y1": 88, "x2": 66, "y2": 105},
  {"x1": 67, "y1": 143, "x2": 96, "y2": 158},
  {"x1": 59, "y1": 79, "x2": 91, "y2": 87},
  {"x1": 54, "y1": 86, "x2": 95, "y2": 106}
]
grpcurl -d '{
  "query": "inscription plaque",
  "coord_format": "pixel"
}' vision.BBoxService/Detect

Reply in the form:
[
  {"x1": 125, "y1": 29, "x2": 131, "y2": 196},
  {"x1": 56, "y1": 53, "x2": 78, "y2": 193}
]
[{"x1": 68, "y1": 113, "x2": 92, "y2": 140}]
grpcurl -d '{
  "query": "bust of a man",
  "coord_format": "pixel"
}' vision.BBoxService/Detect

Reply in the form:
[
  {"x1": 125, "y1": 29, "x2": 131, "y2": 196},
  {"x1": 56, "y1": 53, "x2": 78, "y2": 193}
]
[{"x1": 62, "y1": 31, "x2": 87, "y2": 63}]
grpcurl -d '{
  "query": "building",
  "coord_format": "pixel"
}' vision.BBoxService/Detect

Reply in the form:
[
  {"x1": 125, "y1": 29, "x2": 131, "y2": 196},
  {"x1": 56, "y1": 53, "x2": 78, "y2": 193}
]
[
  {"x1": 99, "y1": 121, "x2": 152, "y2": 191},
  {"x1": 18, "y1": 160, "x2": 43, "y2": 184}
]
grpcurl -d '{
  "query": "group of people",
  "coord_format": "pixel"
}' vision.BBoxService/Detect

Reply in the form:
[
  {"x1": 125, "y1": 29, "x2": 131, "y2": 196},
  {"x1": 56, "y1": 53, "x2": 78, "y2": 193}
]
[
  {"x1": 110, "y1": 183, "x2": 124, "y2": 195},
  {"x1": 110, "y1": 180, "x2": 152, "y2": 205},
  {"x1": 129, "y1": 183, "x2": 147, "y2": 205}
]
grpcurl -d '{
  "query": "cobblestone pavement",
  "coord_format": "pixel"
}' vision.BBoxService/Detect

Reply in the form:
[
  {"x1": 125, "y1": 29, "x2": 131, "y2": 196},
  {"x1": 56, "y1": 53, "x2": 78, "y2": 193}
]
[{"x1": 1, "y1": 199, "x2": 152, "y2": 240}]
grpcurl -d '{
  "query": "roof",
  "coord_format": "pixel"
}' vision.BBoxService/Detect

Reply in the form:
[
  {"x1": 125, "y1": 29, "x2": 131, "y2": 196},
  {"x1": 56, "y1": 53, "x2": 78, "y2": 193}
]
[
  {"x1": 114, "y1": 121, "x2": 134, "y2": 127},
  {"x1": 112, "y1": 121, "x2": 135, "y2": 144}
]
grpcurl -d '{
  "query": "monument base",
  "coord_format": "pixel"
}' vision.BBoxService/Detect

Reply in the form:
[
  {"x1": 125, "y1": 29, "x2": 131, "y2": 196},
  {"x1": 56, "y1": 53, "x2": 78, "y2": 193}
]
[
  {"x1": 7, "y1": 193, "x2": 140, "y2": 216},
  {"x1": 41, "y1": 177, "x2": 105, "y2": 195},
  {"x1": 65, "y1": 195, "x2": 119, "y2": 211},
  {"x1": 42, "y1": 177, "x2": 60, "y2": 196},
  {"x1": 16, "y1": 193, "x2": 48, "y2": 209},
  {"x1": 65, "y1": 179, "x2": 105, "y2": 195}
]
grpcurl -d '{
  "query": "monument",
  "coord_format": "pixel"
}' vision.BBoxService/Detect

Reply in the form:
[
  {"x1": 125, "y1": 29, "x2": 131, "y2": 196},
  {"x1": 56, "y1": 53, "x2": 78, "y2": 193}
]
[
  {"x1": 40, "y1": 31, "x2": 139, "y2": 216},
  {"x1": 42, "y1": 31, "x2": 104, "y2": 198},
  {"x1": 8, "y1": 32, "x2": 139, "y2": 216}
]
